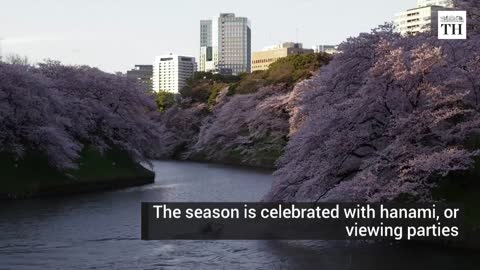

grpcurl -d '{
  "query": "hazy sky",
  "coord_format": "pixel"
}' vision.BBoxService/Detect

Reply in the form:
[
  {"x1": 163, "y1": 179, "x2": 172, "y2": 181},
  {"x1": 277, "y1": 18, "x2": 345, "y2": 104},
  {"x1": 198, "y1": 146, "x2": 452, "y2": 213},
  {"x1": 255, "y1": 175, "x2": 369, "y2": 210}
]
[{"x1": 1, "y1": 0, "x2": 415, "y2": 73}]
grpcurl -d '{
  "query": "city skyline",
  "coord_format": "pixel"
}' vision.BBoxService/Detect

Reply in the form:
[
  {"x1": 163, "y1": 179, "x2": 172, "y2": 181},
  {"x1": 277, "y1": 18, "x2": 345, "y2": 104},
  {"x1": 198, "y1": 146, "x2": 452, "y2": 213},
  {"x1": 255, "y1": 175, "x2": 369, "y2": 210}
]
[{"x1": 1, "y1": 0, "x2": 416, "y2": 73}]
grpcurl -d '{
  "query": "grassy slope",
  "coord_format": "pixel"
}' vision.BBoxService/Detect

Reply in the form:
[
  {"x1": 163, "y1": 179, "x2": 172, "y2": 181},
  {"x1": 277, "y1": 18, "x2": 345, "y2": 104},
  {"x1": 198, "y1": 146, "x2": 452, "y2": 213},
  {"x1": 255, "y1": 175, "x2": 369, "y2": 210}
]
[{"x1": 0, "y1": 147, "x2": 154, "y2": 198}]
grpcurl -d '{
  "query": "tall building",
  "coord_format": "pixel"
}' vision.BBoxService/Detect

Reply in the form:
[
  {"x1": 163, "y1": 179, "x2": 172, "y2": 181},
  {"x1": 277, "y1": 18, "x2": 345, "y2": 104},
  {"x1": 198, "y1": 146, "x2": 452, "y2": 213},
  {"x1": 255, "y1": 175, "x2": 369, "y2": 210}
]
[
  {"x1": 152, "y1": 54, "x2": 196, "y2": 93},
  {"x1": 126, "y1": 65, "x2": 153, "y2": 90},
  {"x1": 312, "y1": 45, "x2": 338, "y2": 54},
  {"x1": 200, "y1": 20, "x2": 216, "y2": 72},
  {"x1": 199, "y1": 13, "x2": 251, "y2": 75},
  {"x1": 394, "y1": 0, "x2": 453, "y2": 35},
  {"x1": 252, "y1": 42, "x2": 313, "y2": 72}
]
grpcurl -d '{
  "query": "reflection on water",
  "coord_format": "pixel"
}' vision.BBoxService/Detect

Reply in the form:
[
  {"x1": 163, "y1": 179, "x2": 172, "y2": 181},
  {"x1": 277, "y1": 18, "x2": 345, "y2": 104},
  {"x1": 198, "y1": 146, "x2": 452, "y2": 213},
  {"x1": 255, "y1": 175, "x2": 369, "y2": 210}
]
[{"x1": 0, "y1": 161, "x2": 478, "y2": 269}]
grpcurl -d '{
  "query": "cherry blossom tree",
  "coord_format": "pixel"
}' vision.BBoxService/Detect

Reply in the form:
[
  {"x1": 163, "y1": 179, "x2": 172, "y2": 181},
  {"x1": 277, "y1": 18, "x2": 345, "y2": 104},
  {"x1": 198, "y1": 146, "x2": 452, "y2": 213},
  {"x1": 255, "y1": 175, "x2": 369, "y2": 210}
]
[
  {"x1": 0, "y1": 61, "x2": 162, "y2": 170},
  {"x1": 266, "y1": 10, "x2": 480, "y2": 203},
  {"x1": 0, "y1": 63, "x2": 81, "y2": 169},
  {"x1": 183, "y1": 85, "x2": 291, "y2": 167},
  {"x1": 154, "y1": 103, "x2": 210, "y2": 158},
  {"x1": 454, "y1": 0, "x2": 480, "y2": 36},
  {"x1": 37, "y1": 61, "x2": 163, "y2": 163}
]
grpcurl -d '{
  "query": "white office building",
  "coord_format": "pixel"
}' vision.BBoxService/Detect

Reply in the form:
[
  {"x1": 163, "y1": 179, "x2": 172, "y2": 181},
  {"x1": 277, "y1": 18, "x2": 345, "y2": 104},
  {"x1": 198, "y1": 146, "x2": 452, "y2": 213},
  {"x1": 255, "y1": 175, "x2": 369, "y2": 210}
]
[
  {"x1": 152, "y1": 54, "x2": 196, "y2": 93},
  {"x1": 199, "y1": 13, "x2": 251, "y2": 75},
  {"x1": 312, "y1": 45, "x2": 339, "y2": 54},
  {"x1": 394, "y1": 0, "x2": 453, "y2": 35}
]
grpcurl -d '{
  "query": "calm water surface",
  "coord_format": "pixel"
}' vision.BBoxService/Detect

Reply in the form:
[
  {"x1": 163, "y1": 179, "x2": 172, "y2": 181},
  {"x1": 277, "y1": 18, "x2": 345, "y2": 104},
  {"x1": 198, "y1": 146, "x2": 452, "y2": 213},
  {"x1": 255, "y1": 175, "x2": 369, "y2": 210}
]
[{"x1": 0, "y1": 161, "x2": 478, "y2": 269}]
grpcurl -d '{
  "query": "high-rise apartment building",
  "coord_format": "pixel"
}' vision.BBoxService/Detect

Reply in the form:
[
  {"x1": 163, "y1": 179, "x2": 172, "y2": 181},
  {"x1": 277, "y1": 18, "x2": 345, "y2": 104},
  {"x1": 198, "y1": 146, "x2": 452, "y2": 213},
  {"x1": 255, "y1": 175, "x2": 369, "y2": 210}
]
[
  {"x1": 394, "y1": 0, "x2": 453, "y2": 35},
  {"x1": 152, "y1": 54, "x2": 196, "y2": 93},
  {"x1": 252, "y1": 42, "x2": 313, "y2": 72},
  {"x1": 199, "y1": 13, "x2": 251, "y2": 75},
  {"x1": 394, "y1": 6, "x2": 445, "y2": 35}
]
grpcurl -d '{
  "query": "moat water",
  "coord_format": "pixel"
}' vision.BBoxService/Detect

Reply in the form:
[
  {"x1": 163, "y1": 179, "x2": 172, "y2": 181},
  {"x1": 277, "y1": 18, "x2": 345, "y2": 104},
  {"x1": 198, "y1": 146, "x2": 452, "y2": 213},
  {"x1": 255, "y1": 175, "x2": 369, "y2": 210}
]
[{"x1": 0, "y1": 161, "x2": 478, "y2": 269}]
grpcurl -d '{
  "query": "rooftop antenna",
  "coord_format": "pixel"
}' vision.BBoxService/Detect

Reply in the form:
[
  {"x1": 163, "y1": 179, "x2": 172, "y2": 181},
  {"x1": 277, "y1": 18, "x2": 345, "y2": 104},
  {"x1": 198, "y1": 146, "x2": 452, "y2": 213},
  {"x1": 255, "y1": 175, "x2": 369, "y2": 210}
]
[{"x1": 296, "y1": 28, "x2": 299, "y2": 43}]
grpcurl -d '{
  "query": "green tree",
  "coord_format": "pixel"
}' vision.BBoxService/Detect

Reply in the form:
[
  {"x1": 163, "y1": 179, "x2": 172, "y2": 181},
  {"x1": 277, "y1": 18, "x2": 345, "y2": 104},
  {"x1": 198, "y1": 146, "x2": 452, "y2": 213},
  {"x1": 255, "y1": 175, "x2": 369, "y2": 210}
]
[{"x1": 156, "y1": 91, "x2": 176, "y2": 112}]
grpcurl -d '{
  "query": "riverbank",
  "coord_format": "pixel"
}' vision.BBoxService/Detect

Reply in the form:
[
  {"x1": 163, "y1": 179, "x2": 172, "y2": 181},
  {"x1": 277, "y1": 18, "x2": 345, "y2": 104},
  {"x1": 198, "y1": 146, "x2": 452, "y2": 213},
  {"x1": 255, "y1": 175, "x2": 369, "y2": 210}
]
[
  {"x1": 0, "y1": 174, "x2": 155, "y2": 200},
  {"x1": 0, "y1": 148, "x2": 155, "y2": 199}
]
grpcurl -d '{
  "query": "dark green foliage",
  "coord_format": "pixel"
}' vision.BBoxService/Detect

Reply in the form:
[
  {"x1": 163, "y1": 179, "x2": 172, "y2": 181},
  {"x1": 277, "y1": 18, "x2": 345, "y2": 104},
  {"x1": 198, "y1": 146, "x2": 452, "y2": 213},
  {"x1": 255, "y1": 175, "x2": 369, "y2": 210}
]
[
  {"x1": 179, "y1": 53, "x2": 332, "y2": 102},
  {"x1": 228, "y1": 53, "x2": 331, "y2": 95},
  {"x1": 207, "y1": 84, "x2": 226, "y2": 108},
  {"x1": 250, "y1": 135, "x2": 288, "y2": 168},
  {"x1": 267, "y1": 53, "x2": 330, "y2": 83},
  {"x1": 180, "y1": 72, "x2": 232, "y2": 106},
  {"x1": 193, "y1": 72, "x2": 241, "y2": 84},
  {"x1": 228, "y1": 71, "x2": 268, "y2": 95},
  {"x1": 0, "y1": 147, "x2": 154, "y2": 197}
]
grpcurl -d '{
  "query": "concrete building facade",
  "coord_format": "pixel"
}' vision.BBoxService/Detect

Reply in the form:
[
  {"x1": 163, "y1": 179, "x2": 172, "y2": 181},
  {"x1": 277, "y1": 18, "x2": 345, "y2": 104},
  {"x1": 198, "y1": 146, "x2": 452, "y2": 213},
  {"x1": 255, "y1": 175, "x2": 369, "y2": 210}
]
[
  {"x1": 394, "y1": 5, "x2": 445, "y2": 35},
  {"x1": 252, "y1": 42, "x2": 313, "y2": 72},
  {"x1": 394, "y1": 0, "x2": 453, "y2": 35},
  {"x1": 126, "y1": 65, "x2": 153, "y2": 90},
  {"x1": 152, "y1": 54, "x2": 196, "y2": 93},
  {"x1": 199, "y1": 13, "x2": 251, "y2": 75}
]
